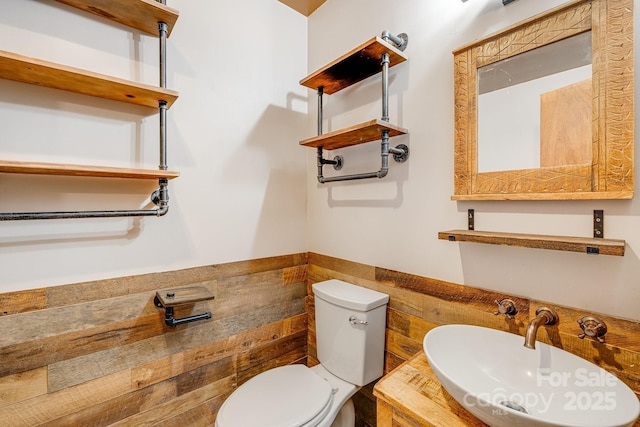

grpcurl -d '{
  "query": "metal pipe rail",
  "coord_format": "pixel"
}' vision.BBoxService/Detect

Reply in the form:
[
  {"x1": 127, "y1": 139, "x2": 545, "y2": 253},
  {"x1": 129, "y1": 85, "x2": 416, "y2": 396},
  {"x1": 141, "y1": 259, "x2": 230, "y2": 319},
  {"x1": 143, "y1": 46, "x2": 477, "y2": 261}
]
[
  {"x1": 316, "y1": 31, "x2": 409, "y2": 184},
  {"x1": 0, "y1": 207, "x2": 168, "y2": 221},
  {"x1": 0, "y1": 22, "x2": 173, "y2": 221}
]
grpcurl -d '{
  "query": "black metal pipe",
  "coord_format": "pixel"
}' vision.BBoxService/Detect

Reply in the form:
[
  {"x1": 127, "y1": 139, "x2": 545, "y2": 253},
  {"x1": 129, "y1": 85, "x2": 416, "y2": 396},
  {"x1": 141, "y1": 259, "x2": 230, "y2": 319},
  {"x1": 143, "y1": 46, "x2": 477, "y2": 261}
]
[
  {"x1": 317, "y1": 86, "x2": 323, "y2": 135},
  {"x1": 316, "y1": 86, "x2": 327, "y2": 182},
  {"x1": 380, "y1": 129, "x2": 390, "y2": 176},
  {"x1": 0, "y1": 207, "x2": 168, "y2": 221},
  {"x1": 155, "y1": 23, "x2": 170, "y2": 213},
  {"x1": 320, "y1": 171, "x2": 381, "y2": 183},
  {"x1": 158, "y1": 23, "x2": 168, "y2": 172},
  {"x1": 321, "y1": 158, "x2": 339, "y2": 166},
  {"x1": 381, "y1": 53, "x2": 390, "y2": 122},
  {"x1": 164, "y1": 307, "x2": 212, "y2": 327},
  {"x1": 159, "y1": 22, "x2": 167, "y2": 89},
  {"x1": 159, "y1": 101, "x2": 168, "y2": 171},
  {"x1": 0, "y1": 177, "x2": 171, "y2": 221}
]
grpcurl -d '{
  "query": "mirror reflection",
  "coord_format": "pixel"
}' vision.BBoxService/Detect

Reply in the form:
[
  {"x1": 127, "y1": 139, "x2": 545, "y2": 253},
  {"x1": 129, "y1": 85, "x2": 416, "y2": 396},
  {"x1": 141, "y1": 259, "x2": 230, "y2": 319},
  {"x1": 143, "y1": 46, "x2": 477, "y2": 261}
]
[{"x1": 477, "y1": 32, "x2": 592, "y2": 173}]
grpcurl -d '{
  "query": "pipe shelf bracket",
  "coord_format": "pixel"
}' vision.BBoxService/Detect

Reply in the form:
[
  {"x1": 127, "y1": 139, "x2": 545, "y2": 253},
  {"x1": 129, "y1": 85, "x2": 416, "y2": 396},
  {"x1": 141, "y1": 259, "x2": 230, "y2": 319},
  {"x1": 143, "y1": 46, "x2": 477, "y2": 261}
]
[
  {"x1": 392, "y1": 144, "x2": 410, "y2": 163},
  {"x1": 381, "y1": 30, "x2": 409, "y2": 51},
  {"x1": 313, "y1": 31, "x2": 409, "y2": 184}
]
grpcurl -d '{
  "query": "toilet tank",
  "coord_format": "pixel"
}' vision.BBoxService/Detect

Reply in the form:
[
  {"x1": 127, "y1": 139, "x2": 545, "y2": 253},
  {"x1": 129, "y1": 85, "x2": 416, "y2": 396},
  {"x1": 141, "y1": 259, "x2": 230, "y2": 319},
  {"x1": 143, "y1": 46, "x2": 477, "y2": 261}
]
[{"x1": 312, "y1": 279, "x2": 389, "y2": 386}]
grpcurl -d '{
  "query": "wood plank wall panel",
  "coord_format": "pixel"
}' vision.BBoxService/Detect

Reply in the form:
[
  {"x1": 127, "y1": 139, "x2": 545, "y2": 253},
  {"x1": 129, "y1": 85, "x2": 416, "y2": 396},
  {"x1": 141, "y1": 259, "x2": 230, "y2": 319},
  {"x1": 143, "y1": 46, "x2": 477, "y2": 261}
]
[
  {"x1": 4, "y1": 250, "x2": 638, "y2": 426},
  {"x1": 307, "y1": 252, "x2": 640, "y2": 426},
  {"x1": 1, "y1": 293, "x2": 167, "y2": 378},
  {"x1": 0, "y1": 253, "x2": 308, "y2": 426},
  {"x1": 43, "y1": 253, "x2": 307, "y2": 308},
  {"x1": 0, "y1": 288, "x2": 46, "y2": 315},
  {"x1": 0, "y1": 368, "x2": 48, "y2": 408}
]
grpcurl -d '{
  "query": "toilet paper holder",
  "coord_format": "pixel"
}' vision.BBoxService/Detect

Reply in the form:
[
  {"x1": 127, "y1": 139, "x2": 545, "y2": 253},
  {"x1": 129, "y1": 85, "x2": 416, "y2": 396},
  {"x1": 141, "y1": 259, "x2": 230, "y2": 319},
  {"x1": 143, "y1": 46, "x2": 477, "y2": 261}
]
[{"x1": 154, "y1": 286, "x2": 214, "y2": 327}]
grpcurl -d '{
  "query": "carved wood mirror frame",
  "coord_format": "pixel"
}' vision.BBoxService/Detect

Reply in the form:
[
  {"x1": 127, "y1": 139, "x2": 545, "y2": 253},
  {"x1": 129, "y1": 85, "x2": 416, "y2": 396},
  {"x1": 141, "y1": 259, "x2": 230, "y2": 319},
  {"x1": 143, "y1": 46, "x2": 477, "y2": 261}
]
[{"x1": 452, "y1": 0, "x2": 634, "y2": 200}]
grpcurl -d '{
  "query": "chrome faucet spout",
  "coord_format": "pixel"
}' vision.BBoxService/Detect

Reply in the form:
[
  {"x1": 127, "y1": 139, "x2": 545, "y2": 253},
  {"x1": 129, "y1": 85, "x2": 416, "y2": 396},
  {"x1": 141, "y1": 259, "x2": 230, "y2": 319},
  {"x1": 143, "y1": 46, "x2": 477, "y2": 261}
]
[{"x1": 524, "y1": 307, "x2": 558, "y2": 349}]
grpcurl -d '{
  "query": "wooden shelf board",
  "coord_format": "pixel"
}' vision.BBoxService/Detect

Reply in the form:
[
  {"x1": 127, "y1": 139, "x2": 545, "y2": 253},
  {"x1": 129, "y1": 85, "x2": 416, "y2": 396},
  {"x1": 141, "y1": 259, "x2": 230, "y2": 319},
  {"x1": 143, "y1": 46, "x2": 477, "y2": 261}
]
[
  {"x1": 54, "y1": 0, "x2": 179, "y2": 37},
  {"x1": 0, "y1": 160, "x2": 179, "y2": 180},
  {"x1": 0, "y1": 50, "x2": 179, "y2": 109},
  {"x1": 300, "y1": 37, "x2": 408, "y2": 95},
  {"x1": 155, "y1": 286, "x2": 215, "y2": 308},
  {"x1": 438, "y1": 229, "x2": 625, "y2": 256},
  {"x1": 451, "y1": 191, "x2": 634, "y2": 201},
  {"x1": 300, "y1": 119, "x2": 408, "y2": 150}
]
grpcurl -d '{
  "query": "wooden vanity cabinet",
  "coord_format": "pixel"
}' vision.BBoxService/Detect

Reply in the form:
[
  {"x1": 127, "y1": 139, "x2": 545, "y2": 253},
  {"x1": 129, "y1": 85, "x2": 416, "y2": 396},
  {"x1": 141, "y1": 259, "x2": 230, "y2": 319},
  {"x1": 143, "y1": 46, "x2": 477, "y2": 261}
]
[{"x1": 374, "y1": 352, "x2": 486, "y2": 426}]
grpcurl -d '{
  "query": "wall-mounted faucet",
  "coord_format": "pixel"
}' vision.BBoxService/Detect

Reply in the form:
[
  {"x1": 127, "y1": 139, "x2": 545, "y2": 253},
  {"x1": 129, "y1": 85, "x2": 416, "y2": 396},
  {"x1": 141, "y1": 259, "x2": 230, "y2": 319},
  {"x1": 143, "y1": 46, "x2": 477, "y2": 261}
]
[{"x1": 524, "y1": 307, "x2": 558, "y2": 349}]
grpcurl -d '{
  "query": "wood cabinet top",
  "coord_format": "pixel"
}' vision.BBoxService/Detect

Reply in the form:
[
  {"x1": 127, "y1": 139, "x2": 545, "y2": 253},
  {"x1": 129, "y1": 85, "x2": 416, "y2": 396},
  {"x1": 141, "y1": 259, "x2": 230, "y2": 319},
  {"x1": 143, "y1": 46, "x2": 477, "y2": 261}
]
[{"x1": 374, "y1": 352, "x2": 486, "y2": 426}]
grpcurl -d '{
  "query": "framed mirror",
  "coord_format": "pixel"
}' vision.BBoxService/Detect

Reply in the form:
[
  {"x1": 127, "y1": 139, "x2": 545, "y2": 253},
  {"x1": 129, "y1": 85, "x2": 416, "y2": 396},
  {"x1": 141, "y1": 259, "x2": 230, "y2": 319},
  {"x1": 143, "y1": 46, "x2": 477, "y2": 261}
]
[{"x1": 452, "y1": 0, "x2": 634, "y2": 200}]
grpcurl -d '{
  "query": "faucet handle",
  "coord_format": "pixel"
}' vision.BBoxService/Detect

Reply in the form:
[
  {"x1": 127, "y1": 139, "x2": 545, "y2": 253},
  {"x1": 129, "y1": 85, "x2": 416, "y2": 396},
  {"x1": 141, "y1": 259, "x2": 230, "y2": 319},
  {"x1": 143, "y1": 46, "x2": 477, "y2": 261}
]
[
  {"x1": 494, "y1": 298, "x2": 518, "y2": 319},
  {"x1": 577, "y1": 316, "x2": 607, "y2": 343}
]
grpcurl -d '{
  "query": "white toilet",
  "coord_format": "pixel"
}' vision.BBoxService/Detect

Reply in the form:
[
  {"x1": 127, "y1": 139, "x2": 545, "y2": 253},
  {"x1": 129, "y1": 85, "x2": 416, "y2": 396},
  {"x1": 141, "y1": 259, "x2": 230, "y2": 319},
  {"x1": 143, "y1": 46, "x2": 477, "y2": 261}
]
[{"x1": 215, "y1": 279, "x2": 389, "y2": 427}]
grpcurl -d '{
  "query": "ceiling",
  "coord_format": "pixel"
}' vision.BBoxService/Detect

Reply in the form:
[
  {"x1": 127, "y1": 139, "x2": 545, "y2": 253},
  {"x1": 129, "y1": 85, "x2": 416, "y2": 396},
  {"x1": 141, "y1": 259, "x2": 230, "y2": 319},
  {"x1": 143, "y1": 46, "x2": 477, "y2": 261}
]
[{"x1": 278, "y1": 0, "x2": 327, "y2": 16}]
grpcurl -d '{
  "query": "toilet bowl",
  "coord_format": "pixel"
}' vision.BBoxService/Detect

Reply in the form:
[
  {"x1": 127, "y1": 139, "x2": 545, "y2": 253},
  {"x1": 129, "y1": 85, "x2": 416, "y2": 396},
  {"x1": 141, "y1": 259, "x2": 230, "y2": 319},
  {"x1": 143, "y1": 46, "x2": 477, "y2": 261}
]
[
  {"x1": 215, "y1": 364, "x2": 357, "y2": 427},
  {"x1": 215, "y1": 279, "x2": 389, "y2": 427}
]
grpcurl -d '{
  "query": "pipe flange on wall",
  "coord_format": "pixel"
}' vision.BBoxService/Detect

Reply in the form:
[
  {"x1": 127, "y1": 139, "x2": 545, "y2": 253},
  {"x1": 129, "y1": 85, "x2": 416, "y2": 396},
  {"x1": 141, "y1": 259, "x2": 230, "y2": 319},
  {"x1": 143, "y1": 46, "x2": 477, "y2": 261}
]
[
  {"x1": 381, "y1": 30, "x2": 409, "y2": 51},
  {"x1": 392, "y1": 144, "x2": 409, "y2": 163},
  {"x1": 396, "y1": 33, "x2": 409, "y2": 51},
  {"x1": 332, "y1": 155, "x2": 344, "y2": 171}
]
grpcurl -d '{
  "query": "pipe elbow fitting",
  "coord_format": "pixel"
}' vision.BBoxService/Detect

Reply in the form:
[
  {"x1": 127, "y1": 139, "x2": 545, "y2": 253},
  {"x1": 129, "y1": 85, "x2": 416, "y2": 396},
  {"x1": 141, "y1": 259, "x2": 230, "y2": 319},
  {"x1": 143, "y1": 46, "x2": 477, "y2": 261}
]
[{"x1": 156, "y1": 205, "x2": 169, "y2": 217}]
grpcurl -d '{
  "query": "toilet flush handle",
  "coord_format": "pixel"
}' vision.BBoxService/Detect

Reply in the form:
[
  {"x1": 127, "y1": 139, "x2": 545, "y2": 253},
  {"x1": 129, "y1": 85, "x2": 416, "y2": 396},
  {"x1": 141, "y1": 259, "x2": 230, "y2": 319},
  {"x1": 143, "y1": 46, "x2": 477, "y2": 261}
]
[{"x1": 349, "y1": 316, "x2": 368, "y2": 326}]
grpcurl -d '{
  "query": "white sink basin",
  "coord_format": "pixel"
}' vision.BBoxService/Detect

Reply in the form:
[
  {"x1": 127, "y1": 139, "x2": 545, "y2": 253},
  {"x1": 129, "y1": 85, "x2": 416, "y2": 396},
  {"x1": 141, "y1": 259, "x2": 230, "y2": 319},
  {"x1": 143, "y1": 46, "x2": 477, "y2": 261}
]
[{"x1": 424, "y1": 324, "x2": 639, "y2": 427}]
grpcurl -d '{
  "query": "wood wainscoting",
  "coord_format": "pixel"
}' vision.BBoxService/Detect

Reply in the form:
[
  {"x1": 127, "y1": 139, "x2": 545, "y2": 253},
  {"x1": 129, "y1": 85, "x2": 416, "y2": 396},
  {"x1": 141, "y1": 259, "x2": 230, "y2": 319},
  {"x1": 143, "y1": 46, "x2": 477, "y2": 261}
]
[
  {"x1": 0, "y1": 253, "x2": 308, "y2": 426},
  {"x1": 2, "y1": 252, "x2": 638, "y2": 426},
  {"x1": 306, "y1": 252, "x2": 640, "y2": 427}
]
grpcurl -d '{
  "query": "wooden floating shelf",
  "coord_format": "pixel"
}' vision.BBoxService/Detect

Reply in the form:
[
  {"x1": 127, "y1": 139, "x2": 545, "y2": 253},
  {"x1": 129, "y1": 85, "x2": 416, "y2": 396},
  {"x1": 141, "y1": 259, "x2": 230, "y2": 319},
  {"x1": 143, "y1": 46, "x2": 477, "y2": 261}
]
[
  {"x1": 0, "y1": 50, "x2": 179, "y2": 109},
  {"x1": 300, "y1": 119, "x2": 408, "y2": 150},
  {"x1": 451, "y1": 191, "x2": 634, "y2": 201},
  {"x1": 300, "y1": 36, "x2": 408, "y2": 95},
  {"x1": 54, "y1": 0, "x2": 179, "y2": 37},
  {"x1": 438, "y1": 229, "x2": 625, "y2": 256},
  {"x1": 0, "y1": 160, "x2": 179, "y2": 180},
  {"x1": 155, "y1": 286, "x2": 215, "y2": 308}
]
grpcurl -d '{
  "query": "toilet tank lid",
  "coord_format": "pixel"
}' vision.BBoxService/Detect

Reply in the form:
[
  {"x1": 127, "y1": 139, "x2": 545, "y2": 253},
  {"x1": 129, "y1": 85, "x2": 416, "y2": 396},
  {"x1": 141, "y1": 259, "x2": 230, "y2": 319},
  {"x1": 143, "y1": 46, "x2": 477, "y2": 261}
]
[{"x1": 312, "y1": 279, "x2": 389, "y2": 311}]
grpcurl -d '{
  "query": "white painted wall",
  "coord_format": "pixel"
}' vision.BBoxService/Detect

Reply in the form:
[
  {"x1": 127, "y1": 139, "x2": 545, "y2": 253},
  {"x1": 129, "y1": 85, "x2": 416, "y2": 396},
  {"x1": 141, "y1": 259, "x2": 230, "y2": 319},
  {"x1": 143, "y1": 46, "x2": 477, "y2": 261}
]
[
  {"x1": 2, "y1": 0, "x2": 639, "y2": 323},
  {"x1": 306, "y1": 0, "x2": 640, "y2": 321},
  {"x1": 0, "y1": 0, "x2": 308, "y2": 290}
]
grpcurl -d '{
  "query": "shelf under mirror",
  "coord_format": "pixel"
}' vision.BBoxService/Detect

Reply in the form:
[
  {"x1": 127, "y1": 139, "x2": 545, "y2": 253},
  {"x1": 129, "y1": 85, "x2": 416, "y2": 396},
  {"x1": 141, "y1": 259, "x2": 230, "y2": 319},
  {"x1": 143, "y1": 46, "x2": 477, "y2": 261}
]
[{"x1": 438, "y1": 229, "x2": 625, "y2": 256}]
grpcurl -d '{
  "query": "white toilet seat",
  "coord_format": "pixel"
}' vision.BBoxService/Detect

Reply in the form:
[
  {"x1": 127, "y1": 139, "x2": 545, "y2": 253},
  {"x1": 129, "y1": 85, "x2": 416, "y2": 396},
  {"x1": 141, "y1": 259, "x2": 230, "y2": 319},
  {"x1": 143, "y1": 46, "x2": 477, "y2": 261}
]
[{"x1": 215, "y1": 364, "x2": 334, "y2": 427}]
